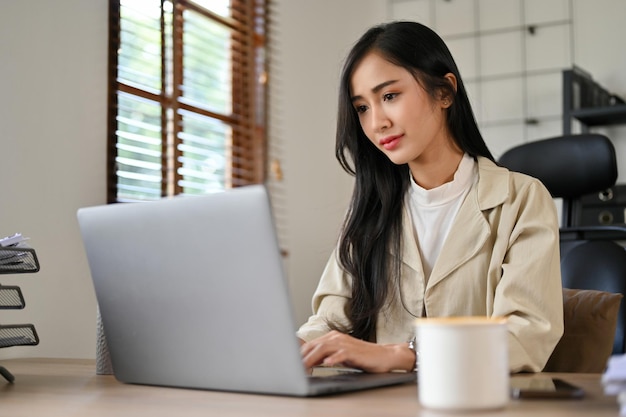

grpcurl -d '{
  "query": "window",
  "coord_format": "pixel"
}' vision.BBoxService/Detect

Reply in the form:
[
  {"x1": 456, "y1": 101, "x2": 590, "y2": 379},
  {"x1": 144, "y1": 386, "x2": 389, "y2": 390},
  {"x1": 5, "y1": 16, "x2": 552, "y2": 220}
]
[{"x1": 108, "y1": 0, "x2": 269, "y2": 202}]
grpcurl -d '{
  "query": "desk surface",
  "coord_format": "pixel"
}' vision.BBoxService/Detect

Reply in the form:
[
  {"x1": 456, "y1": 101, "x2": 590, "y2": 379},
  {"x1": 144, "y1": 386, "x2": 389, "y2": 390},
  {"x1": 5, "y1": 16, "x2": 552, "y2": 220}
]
[{"x1": 0, "y1": 358, "x2": 621, "y2": 417}]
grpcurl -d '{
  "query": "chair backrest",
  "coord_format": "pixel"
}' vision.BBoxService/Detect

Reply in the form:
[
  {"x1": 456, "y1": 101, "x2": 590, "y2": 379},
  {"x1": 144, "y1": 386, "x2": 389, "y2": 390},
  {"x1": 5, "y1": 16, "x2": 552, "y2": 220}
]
[
  {"x1": 560, "y1": 240, "x2": 626, "y2": 354},
  {"x1": 498, "y1": 134, "x2": 617, "y2": 227}
]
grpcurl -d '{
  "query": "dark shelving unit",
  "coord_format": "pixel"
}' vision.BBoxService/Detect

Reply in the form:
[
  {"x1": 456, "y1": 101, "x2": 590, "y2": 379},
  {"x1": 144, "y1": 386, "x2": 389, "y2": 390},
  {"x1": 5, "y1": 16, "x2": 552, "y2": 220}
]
[
  {"x1": 563, "y1": 67, "x2": 626, "y2": 135},
  {"x1": 569, "y1": 104, "x2": 626, "y2": 128}
]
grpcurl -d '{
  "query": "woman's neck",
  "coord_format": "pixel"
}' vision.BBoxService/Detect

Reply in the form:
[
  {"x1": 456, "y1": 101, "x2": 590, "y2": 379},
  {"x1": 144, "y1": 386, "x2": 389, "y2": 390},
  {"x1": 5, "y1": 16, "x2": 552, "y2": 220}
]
[{"x1": 409, "y1": 147, "x2": 465, "y2": 190}]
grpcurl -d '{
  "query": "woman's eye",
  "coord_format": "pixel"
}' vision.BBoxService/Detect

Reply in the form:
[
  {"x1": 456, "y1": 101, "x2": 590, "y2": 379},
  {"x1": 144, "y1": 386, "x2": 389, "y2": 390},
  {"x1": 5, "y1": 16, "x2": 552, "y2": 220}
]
[
  {"x1": 355, "y1": 105, "x2": 368, "y2": 114},
  {"x1": 383, "y1": 92, "x2": 398, "y2": 101}
]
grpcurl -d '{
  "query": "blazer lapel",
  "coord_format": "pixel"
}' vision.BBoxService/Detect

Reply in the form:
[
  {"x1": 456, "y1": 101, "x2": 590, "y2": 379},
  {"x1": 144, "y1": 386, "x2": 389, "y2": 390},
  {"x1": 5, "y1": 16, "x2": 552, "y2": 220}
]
[
  {"x1": 393, "y1": 206, "x2": 426, "y2": 317},
  {"x1": 426, "y1": 188, "x2": 490, "y2": 289},
  {"x1": 427, "y1": 157, "x2": 510, "y2": 290},
  {"x1": 398, "y1": 206, "x2": 424, "y2": 274}
]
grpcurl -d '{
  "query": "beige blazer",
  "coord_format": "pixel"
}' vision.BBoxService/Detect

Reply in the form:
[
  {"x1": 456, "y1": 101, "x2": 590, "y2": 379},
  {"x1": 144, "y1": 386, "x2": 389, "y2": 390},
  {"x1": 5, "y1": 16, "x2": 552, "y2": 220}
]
[{"x1": 296, "y1": 157, "x2": 564, "y2": 373}]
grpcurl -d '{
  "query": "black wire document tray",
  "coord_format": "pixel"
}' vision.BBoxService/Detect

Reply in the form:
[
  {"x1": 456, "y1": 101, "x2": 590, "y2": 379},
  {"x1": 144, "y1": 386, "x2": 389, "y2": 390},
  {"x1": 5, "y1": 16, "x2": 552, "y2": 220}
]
[
  {"x1": 0, "y1": 324, "x2": 39, "y2": 348},
  {"x1": 0, "y1": 247, "x2": 40, "y2": 274},
  {"x1": 0, "y1": 285, "x2": 26, "y2": 309}
]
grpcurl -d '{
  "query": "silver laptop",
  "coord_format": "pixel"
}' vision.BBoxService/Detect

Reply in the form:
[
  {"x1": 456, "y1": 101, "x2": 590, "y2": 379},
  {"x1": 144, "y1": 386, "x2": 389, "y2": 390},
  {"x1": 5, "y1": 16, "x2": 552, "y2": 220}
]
[{"x1": 77, "y1": 185, "x2": 415, "y2": 396}]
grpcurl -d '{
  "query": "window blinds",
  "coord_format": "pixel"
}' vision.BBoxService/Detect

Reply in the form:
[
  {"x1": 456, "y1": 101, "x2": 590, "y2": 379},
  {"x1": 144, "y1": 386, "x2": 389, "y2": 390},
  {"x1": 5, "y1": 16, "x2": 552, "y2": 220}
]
[{"x1": 108, "y1": 0, "x2": 269, "y2": 202}]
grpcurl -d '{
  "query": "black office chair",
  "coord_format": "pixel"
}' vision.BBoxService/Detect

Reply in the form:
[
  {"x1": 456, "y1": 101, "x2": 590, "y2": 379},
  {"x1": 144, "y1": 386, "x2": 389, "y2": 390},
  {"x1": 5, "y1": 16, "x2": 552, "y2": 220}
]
[
  {"x1": 499, "y1": 133, "x2": 626, "y2": 354},
  {"x1": 559, "y1": 241, "x2": 626, "y2": 353}
]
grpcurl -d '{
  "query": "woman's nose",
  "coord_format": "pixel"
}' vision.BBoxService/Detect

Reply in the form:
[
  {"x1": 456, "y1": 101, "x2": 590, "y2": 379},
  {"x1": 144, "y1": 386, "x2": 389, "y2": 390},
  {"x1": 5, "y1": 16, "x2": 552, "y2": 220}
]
[{"x1": 370, "y1": 106, "x2": 390, "y2": 132}]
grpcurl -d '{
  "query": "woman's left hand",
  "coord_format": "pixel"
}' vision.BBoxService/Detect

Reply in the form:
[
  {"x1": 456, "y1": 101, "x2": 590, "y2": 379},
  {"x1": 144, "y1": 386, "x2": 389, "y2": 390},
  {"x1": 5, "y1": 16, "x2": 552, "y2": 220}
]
[{"x1": 300, "y1": 330, "x2": 414, "y2": 373}]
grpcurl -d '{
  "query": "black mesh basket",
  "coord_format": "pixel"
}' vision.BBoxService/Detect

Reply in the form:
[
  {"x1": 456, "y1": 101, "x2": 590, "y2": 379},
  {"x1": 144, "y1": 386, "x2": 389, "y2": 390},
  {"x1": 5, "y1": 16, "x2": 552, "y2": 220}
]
[
  {"x1": 0, "y1": 285, "x2": 25, "y2": 309},
  {"x1": 0, "y1": 324, "x2": 39, "y2": 348},
  {"x1": 0, "y1": 247, "x2": 40, "y2": 274}
]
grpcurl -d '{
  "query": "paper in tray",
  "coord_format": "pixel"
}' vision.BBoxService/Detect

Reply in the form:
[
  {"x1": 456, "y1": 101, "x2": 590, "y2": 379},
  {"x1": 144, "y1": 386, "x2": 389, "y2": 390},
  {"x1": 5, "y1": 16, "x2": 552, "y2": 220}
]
[{"x1": 0, "y1": 246, "x2": 40, "y2": 274}]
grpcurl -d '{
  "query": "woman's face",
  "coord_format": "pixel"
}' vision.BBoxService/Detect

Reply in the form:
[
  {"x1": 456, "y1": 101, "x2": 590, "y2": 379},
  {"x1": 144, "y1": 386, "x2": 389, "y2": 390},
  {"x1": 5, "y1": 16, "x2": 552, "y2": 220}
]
[{"x1": 350, "y1": 52, "x2": 455, "y2": 169}]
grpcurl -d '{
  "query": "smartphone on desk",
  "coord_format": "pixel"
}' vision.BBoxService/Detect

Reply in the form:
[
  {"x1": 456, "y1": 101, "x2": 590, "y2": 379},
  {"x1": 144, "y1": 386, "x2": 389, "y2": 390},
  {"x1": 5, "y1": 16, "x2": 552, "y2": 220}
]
[{"x1": 510, "y1": 376, "x2": 584, "y2": 399}]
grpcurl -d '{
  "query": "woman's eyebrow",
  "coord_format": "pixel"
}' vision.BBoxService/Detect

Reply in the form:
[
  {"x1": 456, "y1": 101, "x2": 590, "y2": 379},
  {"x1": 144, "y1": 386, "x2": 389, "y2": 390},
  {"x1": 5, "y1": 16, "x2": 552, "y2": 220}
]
[{"x1": 351, "y1": 79, "x2": 399, "y2": 102}]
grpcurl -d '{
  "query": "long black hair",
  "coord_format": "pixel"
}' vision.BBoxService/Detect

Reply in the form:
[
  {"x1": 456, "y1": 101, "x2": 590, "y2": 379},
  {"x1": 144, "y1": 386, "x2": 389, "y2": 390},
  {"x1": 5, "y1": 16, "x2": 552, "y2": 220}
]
[{"x1": 334, "y1": 21, "x2": 494, "y2": 342}]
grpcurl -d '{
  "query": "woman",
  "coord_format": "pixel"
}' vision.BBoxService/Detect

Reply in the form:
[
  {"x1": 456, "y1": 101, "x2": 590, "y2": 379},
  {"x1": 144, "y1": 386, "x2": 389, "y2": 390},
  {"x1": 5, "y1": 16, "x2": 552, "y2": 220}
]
[{"x1": 297, "y1": 21, "x2": 563, "y2": 373}]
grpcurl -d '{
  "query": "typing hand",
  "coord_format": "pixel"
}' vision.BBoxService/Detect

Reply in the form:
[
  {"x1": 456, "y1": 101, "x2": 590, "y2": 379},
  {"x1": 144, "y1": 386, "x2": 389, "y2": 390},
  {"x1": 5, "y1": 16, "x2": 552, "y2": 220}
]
[{"x1": 300, "y1": 331, "x2": 407, "y2": 373}]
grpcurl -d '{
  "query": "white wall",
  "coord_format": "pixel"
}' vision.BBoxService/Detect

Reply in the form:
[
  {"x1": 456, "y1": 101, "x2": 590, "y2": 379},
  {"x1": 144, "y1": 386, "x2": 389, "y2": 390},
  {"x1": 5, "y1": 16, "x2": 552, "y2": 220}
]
[
  {"x1": 0, "y1": 0, "x2": 625, "y2": 360},
  {"x1": 0, "y1": 0, "x2": 107, "y2": 359}
]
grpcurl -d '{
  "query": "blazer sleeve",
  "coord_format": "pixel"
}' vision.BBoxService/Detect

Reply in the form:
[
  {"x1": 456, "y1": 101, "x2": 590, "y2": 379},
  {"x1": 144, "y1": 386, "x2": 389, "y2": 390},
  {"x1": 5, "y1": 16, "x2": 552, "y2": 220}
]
[
  {"x1": 295, "y1": 249, "x2": 353, "y2": 342},
  {"x1": 495, "y1": 177, "x2": 564, "y2": 372}
]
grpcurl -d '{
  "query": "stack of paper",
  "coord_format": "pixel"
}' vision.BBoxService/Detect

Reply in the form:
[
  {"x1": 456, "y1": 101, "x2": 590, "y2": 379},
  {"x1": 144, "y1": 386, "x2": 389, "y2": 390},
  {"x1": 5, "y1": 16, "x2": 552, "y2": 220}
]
[
  {"x1": 0, "y1": 233, "x2": 31, "y2": 267},
  {"x1": 0, "y1": 233, "x2": 29, "y2": 248},
  {"x1": 602, "y1": 355, "x2": 626, "y2": 415}
]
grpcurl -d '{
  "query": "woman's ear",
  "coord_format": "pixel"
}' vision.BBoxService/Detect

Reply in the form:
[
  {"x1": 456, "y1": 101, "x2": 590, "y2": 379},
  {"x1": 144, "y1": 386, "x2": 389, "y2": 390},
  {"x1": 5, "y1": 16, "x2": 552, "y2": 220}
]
[
  {"x1": 444, "y1": 73, "x2": 457, "y2": 93},
  {"x1": 440, "y1": 73, "x2": 458, "y2": 109}
]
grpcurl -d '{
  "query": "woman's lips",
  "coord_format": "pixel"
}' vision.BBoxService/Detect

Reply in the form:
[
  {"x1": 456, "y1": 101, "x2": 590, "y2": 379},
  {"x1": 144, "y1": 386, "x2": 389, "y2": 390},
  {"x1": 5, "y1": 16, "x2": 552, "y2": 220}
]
[{"x1": 380, "y1": 134, "x2": 402, "y2": 151}]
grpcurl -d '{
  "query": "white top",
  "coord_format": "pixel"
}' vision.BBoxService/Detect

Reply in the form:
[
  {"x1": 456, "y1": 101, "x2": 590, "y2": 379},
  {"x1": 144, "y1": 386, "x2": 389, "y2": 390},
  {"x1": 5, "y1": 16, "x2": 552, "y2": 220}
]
[{"x1": 407, "y1": 153, "x2": 478, "y2": 279}]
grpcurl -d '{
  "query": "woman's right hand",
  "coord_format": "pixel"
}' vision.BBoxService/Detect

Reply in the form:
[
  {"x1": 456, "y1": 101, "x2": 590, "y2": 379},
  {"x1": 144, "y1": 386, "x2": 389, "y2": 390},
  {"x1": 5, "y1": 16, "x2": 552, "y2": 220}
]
[{"x1": 299, "y1": 331, "x2": 415, "y2": 373}]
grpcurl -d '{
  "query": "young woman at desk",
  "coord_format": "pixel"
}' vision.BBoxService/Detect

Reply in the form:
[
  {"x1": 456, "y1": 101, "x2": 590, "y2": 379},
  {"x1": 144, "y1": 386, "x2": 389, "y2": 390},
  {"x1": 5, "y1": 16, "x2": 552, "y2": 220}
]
[{"x1": 297, "y1": 21, "x2": 563, "y2": 373}]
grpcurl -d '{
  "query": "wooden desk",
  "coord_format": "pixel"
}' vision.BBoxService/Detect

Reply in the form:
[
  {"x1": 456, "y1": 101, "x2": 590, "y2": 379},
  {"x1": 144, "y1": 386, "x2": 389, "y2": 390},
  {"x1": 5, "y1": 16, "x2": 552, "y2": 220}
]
[{"x1": 0, "y1": 358, "x2": 621, "y2": 417}]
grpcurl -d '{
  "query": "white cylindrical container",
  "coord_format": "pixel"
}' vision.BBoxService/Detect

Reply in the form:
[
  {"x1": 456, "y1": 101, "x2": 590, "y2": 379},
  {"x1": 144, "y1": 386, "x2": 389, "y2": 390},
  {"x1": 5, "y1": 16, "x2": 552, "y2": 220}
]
[{"x1": 415, "y1": 316, "x2": 509, "y2": 411}]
